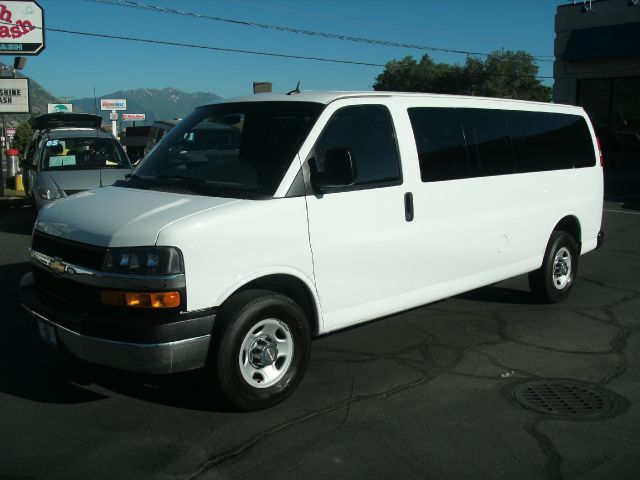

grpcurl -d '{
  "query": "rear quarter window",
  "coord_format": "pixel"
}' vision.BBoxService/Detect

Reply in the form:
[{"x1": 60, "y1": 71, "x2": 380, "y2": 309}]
[{"x1": 507, "y1": 111, "x2": 595, "y2": 172}]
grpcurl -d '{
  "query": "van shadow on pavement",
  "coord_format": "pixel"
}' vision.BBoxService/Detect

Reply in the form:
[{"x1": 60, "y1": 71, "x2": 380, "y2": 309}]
[
  {"x1": 0, "y1": 261, "x2": 230, "y2": 411},
  {"x1": 0, "y1": 261, "x2": 106, "y2": 405},
  {"x1": 0, "y1": 197, "x2": 34, "y2": 235}
]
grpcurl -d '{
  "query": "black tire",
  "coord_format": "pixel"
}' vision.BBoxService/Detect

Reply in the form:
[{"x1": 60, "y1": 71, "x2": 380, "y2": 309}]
[
  {"x1": 528, "y1": 231, "x2": 579, "y2": 303},
  {"x1": 208, "y1": 289, "x2": 311, "y2": 411}
]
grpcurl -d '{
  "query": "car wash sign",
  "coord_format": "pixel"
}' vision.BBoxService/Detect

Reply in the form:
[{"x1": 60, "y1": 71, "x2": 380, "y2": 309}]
[
  {"x1": 0, "y1": 1, "x2": 45, "y2": 55},
  {"x1": 0, "y1": 78, "x2": 29, "y2": 113}
]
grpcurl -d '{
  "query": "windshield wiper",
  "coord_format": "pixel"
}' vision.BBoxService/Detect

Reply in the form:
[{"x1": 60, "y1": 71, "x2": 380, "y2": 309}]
[
  {"x1": 139, "y1": 174, "x2": 262, "y2": 198},
  {"x1": 125, "y1": 173, "x2": 152, "y2": 184},
  {"x1": 152, "y1": 174, "x2": 210, "y2": 184},
  {"x1": 155, "y1": 175, "x2": 252, "y2": 190}
]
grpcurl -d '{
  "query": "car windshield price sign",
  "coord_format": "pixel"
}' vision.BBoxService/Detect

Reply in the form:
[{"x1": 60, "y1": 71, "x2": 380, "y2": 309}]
[{"x1": 0, "y1": 1, "x2": 45, "y2": 55}]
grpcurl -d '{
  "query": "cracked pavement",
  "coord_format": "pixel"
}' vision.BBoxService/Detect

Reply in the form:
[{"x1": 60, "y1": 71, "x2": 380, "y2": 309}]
[{"x1": 0, "y1": 196, "x2": 638, "y2": 480}]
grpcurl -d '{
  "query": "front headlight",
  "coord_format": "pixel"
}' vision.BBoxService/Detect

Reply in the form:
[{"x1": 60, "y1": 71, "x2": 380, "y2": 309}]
[
  {"x1": 103, "y1": 246, "x2": 184, "y2": 275},
  {"x1": 38, "y1": 188, "x2": 63, "y2": 200}
]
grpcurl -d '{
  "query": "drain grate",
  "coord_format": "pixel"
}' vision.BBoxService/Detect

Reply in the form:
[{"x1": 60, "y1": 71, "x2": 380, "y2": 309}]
[{"x1": 512, "y1": 380, "x2": 614, "y2": 418}]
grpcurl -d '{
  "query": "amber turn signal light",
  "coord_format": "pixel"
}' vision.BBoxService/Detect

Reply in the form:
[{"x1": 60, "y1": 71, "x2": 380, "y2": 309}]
[{"x1": 100, "y1": 290, "x2": 181, "y2": 308}]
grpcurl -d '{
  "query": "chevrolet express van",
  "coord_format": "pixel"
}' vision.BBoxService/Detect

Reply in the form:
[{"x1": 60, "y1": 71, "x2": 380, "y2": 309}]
[{"x1": 19, "y1": 92, "x2": 604, "y2": 410}]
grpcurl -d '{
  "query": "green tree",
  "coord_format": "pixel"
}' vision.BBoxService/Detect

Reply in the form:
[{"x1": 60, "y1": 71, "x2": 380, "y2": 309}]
[
  {"x1": 474, "y1": 50, "x2": 551, "y2": 101},
  {"x1": 11, "y1": 120, "x2": 34, "y2": 153},
  {"x1": 373, "y1": 50, "x2": 551, "y2": 102}
]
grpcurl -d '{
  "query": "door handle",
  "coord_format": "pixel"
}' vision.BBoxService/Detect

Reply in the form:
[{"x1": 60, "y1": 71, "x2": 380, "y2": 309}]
[{"x1": 404, "y1": 192, "x2": 414, "y2": 222}]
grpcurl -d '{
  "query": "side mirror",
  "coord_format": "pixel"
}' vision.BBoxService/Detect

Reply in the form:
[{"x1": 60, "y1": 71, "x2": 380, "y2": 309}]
[
  {"x1": 20, "y1": 159, "x2": 32, "y2": 170},
  {"x1": 310, "y1": 148, "x2": 357, "y2": 191}
]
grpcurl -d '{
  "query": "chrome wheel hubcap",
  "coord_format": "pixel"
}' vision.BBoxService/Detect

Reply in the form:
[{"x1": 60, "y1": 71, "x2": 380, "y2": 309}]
[
  {"x1": 239, "y1": 318, "x2": 293, "y2": 389},
  {"x1": 552, "y1": 247, "x2": 572, "y2": 290}
]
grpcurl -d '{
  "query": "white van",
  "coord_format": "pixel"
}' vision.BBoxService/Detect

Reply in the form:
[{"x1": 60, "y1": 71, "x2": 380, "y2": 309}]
[{"x1": 19, "y1": 92, "x2": 604, "y2": 410}]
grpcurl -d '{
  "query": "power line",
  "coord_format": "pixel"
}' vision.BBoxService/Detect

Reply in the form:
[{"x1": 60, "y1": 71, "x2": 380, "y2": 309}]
[
  {"x1": 45, "y1": 26, "x2": 554, "y2": 79},
  {"x1": 212, "y1": 0, "x2": 397, "y2": 30},
  {"x1": 41, "y1": 26, "x2": 386, "y2": 68},
  {"x1": 0, "y1": 20, "x2": 553, "y2": 80},
  {"x1": 83, "y1": 0, "x2": 555, "y2": 62}
]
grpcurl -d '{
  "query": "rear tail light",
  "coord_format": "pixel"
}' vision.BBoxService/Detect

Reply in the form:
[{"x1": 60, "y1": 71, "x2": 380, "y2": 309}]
[{"x1": 596, "y1": 137, "x2": 604, "y2": 167}]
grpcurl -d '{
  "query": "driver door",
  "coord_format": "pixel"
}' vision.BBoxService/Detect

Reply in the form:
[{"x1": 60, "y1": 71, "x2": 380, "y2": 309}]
[{"x1": 304, "y1": 103, "x2": 419, "y2": 332}]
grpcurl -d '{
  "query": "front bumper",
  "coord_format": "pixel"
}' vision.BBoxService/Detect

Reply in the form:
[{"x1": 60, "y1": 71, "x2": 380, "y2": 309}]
[{"x1": 19, "y1": 272, "x2": 216, "y2": 374}]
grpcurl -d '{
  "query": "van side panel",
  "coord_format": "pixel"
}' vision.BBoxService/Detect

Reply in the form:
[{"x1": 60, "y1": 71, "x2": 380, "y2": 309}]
[{"x1": 315, "y1": 98, "x2": 602, "y2": 333}]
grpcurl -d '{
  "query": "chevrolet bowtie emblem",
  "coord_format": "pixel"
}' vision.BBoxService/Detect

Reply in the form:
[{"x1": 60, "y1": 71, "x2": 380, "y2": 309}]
[{"x1": 48, "y1": 259, "x2": 66, "y2": 275}]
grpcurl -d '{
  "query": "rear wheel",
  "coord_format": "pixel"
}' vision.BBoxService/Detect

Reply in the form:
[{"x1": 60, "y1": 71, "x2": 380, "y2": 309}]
[
  {"x1": 208, "y1": 289, "x2": 311, "y2": 411},
  {"x1": 529, "y1": 231, "x2": 579, "y2": 303}
]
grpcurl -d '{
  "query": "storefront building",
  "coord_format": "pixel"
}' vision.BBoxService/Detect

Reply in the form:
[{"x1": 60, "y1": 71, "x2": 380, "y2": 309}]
[{"x1": 554, "y1": 0, "x2": 640, "y2": 172}]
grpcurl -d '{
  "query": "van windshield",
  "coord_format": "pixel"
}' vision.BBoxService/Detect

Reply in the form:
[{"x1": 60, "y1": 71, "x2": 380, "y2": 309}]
[
  {"x1": 133, "y1": 101, "x2": 323, "y2": 199},
  {"x1": 42, "y1": 137, "x2": 130, "y2": 171}
]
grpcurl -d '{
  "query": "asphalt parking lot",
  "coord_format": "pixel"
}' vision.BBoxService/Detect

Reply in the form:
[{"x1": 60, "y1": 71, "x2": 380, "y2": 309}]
[{"x1": 0, "y1": 185, "x2": 638, "y2": 480}]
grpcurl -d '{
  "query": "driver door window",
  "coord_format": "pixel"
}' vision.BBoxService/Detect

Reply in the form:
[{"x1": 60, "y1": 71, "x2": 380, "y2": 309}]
[{"x1": 312, "y1": 105, "x2": 402, "y2": 189}]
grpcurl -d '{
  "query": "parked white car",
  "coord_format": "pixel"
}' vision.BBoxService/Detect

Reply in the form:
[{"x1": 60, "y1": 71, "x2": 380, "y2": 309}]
[
  {"x1": 20, "y1": 91, "x2": 604, "y2": 410},
  {"x1": 21, "y1": 113, "x2": 132, "y2": 211}
]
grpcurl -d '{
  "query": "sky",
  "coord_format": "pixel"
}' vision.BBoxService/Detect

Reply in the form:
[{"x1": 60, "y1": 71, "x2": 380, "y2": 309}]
[{"x1": 12, "y1": 0, "x2": 569, "y2": 101}]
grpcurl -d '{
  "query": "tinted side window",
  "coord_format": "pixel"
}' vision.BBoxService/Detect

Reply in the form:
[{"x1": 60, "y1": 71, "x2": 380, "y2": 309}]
[
  {"x1": 314, "y1": 105, "x2": 401, "y2": 187},
  {"x1": 458, "y1": 108, "x2": 514, "y2": 177},
  {"x1": 408, "y1": 107, "x2": 469, "y2": 182},
  {"x1": 507, "y1": 111, "x2": 595, "y2": 172}
]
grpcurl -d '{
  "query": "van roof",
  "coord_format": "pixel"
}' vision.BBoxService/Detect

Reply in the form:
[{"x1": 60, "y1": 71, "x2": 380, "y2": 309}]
[{"x1": 209, "y1": 90, "x2": 582, "y2": 112}]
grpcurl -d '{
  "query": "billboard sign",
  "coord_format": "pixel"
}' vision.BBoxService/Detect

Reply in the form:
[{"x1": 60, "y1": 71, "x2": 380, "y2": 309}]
[
  {"x1": 122, "y1": 113, "x2": 145, "y2": 121},
  {"x1": 100, "y1": 98, "x2": 127, "y2": 111},
  {"x1": 0, "y1": 1, "x2": 45, "y2": 55},
  {"x1": 47, "y1": 103, "x2": 72, "y2": 113},
  {"x1": 0, "y1": 78, "x2": 29, "y2": 113}
]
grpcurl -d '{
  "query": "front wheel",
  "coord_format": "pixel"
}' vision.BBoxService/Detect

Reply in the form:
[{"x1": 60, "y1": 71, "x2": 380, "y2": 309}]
[
  {"x1": 208, "y1": 289, "x2": 311, "y2": 411},
  {"x1": 529, "y1": 231, "x2": 579, "y2": 303}
]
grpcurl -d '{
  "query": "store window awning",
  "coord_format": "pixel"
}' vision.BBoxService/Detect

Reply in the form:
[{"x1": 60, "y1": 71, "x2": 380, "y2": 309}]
[{"x1": 562, "y1": 21, "x2": 640, "y2": 62}]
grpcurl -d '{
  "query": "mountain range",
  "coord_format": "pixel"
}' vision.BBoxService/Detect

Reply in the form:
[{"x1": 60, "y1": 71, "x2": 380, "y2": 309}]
[
  {"x1": 1, "y1": 62, "x2": 221, "y2": 127},
  {"x1": 73, "y1": 88, "x2": 222, "y2": 124}
]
